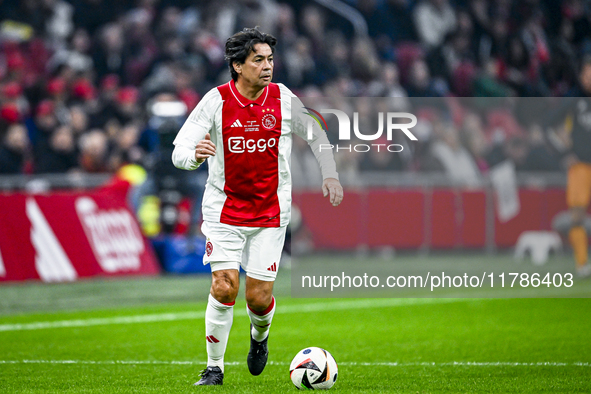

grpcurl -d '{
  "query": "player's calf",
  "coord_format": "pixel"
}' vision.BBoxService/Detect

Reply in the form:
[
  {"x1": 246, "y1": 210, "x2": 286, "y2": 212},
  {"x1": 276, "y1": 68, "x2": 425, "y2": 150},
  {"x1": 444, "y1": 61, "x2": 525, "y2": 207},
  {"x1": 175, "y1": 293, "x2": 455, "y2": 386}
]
[{"x1": 246, "y1": 296, "x2": 276, "y2": 375}]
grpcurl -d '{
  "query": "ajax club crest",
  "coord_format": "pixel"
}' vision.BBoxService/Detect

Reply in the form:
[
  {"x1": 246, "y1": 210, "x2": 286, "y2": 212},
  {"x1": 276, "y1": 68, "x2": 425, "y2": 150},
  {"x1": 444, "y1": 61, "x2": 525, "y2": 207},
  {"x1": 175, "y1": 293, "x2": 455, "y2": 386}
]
[{"x1": 262, "y1": 113, "x2": 276, "y2": 129}]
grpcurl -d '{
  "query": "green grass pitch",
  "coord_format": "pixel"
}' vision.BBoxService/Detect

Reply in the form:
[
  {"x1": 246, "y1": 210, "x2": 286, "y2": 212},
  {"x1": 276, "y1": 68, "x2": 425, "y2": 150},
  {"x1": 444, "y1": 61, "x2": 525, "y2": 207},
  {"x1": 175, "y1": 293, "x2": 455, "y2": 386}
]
[{"x1": 0, "y1": 253, "x2": 590, "y2": 393}]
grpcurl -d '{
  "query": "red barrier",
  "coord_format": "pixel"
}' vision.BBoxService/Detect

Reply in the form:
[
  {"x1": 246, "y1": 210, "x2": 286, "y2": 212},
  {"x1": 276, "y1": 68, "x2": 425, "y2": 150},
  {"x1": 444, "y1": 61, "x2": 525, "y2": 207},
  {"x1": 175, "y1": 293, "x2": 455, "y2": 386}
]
[
  {"x1": 293, "y1": 187, "x2": 568, "y2": 251},
  {"x1": 0, "y1": 184, "x2": 160, "y2": 282},
  {"x1": 494, "y1": 190, "x2": 544, "y2": 247},
  {"x1": 430, "y1": 189, "x2": 457, "y2": 249},
  {"x1": 366, "y1": 189, "x2": 424, "y2": 248},
  {"x1": 0, "y1": 185, "x2": 573, "y2": 279},
  {"x1": 460, "y1": 190, "x2": 487, "y2": 248},
  {"x1": 545, "y1": 189, "x2": 568, "y2": 230},
  {"x1": 297, "y1": 191, "x2": 364, "y2": 249}
]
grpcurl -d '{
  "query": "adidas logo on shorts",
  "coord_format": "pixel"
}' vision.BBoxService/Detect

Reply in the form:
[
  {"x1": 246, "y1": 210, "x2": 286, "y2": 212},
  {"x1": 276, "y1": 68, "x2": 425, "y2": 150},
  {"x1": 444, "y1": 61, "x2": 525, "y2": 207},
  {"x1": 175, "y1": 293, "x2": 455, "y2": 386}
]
[{"x1": 266, "y1": 262, "x2": 277, "y2": 272}]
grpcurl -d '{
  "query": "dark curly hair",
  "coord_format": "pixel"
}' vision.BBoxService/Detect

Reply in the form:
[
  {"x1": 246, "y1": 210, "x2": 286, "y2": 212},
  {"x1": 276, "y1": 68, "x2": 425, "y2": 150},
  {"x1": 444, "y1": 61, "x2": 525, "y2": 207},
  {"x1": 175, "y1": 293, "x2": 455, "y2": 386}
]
[{"x1": 225, "y1": 27, "x2": 277, "y2": 82}]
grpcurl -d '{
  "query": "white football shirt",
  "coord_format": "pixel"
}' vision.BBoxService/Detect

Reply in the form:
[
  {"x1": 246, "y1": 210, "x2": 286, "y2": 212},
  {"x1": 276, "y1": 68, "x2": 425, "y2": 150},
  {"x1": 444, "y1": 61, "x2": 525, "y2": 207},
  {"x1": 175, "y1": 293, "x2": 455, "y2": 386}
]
[{"x1": 172, "y1": 80, "x2": 338, "y2": 227}]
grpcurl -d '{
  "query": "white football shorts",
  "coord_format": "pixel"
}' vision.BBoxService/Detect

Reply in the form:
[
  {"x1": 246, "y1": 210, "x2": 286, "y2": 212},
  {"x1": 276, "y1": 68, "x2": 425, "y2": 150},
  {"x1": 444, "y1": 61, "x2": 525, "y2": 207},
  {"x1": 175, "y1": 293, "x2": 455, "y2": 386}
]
[{"x1": 201, "y1": 221, "x2": 287, "y2": 281}]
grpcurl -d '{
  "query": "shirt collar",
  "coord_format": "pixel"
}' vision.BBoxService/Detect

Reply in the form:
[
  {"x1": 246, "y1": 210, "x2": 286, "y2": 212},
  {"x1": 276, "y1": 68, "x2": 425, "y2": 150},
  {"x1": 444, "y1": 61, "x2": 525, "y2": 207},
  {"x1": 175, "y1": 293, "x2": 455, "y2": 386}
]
[{"x1": 229, "y1": 80, "x2": 269, "y2": 108}]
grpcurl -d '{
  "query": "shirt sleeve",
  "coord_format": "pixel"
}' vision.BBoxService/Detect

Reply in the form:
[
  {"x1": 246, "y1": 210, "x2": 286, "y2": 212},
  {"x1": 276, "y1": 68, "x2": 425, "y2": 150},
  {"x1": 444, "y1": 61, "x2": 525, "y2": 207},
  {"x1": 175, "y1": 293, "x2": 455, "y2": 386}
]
[
  {"x1": 172, "y1": 88, "x2": 219, "y2": 170},
  {"x1": 282, "y1": 85, "x2": 339, "y2": 181}
]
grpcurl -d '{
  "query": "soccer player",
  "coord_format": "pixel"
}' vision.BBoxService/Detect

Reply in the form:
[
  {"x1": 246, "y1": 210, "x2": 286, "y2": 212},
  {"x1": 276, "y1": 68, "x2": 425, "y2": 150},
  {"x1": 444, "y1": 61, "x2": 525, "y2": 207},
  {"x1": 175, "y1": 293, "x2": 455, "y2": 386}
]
[
  {"x1": 548, "y1": 56, "x2": 591, "y2": 277},
  {"x1": 565, "y1": 58, "x2": 591, "y2": 277},
  {"x1": 171, "y1": 27, "x2": 343, "y2": 385}
]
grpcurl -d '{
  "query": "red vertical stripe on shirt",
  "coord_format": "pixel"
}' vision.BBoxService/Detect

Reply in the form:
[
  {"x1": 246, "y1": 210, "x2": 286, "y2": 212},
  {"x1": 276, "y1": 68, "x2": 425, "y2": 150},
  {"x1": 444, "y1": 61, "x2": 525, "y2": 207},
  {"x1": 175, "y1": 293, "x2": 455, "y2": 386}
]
[{"x1": 217, "y1": 82, "x2": 282, "y2": 227}]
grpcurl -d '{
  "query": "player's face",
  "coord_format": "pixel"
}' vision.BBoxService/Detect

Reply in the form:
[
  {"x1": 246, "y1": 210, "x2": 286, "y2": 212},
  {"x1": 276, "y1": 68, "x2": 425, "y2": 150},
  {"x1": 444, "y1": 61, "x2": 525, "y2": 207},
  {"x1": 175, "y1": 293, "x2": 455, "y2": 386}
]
[{"x1": 236, "y1": 43, "x2": 274, "y2": 89}]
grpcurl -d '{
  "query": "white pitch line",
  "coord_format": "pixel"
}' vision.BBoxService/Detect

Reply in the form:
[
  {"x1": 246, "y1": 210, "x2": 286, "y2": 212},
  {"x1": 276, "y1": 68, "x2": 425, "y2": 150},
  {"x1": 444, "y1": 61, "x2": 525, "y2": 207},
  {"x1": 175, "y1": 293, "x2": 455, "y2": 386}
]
[
  {"x1": 0, "y1": 298, "x2": 466, "y2": 332},
  {"x1": 0, "y1": 360, "x2": 588, "y2": 367},
  {"x1": 0, "y1": 312, "x2": 204, "y2": 332},
  {"x1": 342, "y1": 361, "x2": 591, "y2": 367}
]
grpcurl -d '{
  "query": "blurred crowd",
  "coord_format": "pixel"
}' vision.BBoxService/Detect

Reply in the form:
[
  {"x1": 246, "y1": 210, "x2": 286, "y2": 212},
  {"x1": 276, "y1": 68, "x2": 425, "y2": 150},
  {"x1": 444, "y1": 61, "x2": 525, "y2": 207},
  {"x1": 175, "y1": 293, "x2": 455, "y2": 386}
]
[{"x1": 0, "y1": 0, "x2": 590, "y2": 180}]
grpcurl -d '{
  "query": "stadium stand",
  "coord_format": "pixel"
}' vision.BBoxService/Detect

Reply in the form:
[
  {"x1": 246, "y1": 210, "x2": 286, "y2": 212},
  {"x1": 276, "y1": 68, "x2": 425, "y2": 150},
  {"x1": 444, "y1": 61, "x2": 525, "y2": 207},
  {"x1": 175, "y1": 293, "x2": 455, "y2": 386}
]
[{"x1": 0, "y1": 0, "x2": 588, "y2": 177}]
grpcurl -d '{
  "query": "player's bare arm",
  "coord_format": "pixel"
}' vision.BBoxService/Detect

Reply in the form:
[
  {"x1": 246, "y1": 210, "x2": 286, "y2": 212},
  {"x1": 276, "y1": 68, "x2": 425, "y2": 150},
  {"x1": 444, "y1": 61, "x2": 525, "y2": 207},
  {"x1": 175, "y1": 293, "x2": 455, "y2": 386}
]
[
  {"x1": 195, "y1": 132, "x2": 216, "y2": 164},
  {"x1": 322, "y1": 178, "x2": 343, "y2": 207}
]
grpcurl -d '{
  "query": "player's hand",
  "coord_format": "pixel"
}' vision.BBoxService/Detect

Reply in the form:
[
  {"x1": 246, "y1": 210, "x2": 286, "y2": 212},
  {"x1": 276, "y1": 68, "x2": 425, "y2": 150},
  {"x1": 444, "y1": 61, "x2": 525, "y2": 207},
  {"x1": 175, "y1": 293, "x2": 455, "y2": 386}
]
[
  {"x1": 195, "y1": 133, "x2": 216, "y2": 164},
  {"x1": 322, "y1": 178, "x2": 343, "y2": 207}
]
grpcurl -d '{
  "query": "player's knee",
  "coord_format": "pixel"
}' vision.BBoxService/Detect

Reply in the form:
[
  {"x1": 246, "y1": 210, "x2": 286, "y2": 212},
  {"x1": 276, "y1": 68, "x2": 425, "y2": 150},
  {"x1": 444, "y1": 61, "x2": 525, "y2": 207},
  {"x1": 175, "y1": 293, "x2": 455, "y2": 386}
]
[
  {"x1": 211, "y1": 274, "x2": 238, "y2": 303},
  {"x1": 211, "y1": 282, "x2": 238, "y2": 303},
  {"x1": 570, "y1": 207, "x2": 586, "y2": 226},
  {"x1": 245, "y1": 289, "x2": 272, "y2": 312}
]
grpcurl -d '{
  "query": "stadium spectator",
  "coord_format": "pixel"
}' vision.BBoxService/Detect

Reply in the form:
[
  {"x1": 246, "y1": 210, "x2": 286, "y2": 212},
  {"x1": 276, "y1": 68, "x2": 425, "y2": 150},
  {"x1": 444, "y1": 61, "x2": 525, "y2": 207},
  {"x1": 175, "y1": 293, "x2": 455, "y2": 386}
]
[
  {"x1": 274, "y1": 3, "x2": 298, "y2": 49},
  {"x1": 405, "y1": 59, "x2": 446, "y2": 97},
  {"x1": 109, "y1": 122, "x2": 143, "y2": 170},
  {"x1": 92, "y1": 23, "x2": 127, "y2": 82},
  {"x1": 69, "y1": 104, "x2": 89, "y2": 135},
  {"x1": 121, "y1": 7, "x2": 159, "y2": 86},
  {"x1": 43, "y1": 0, "x2": 75, "y2": 49},
  {"x1": 413, "y1": 0, "x2": 457, "y2": 50},
  {"x1": 486, "y1": 134, "x2": 529, "y2": 171},
  {"x1": 363, "y1": 0, "x2": 416, "y2": 43},
  {"x1": 114, "y1": 86, "x2": 141, "y2": 125},
  {"x1": 316, "y1": 31, "x2": 350, "y2": 85},
  {"x1": 473, "y1": 59, "x2": 513, "y2": 97},
  {"x1": 479, "y1": 15, "x2": 510, "y2": 63},
  {"x1": 78, "y1": 129, "x2": 109, "y2": 172},
  {"x1": 0, "y1": 102, "x2": 21, "y2": 125},
  {"x1": 300, "y1": 5, "x2": 327, "y2": 60},
  {"x1": 503, "y1": 34, "x2": 540, "y2": 96},
  {"x1": 0, "y1": 123, "x2": 30, "y2": 174},
  {"x1": 71, "y1": 0, "x2": 124, "y2": 35},
  {"x1": 428, "y1": 121, "x2": 481, "y2": 186},
  {"x1": 350, "y1": 36, "x2": 380, "y2": 83},
  {"x1": 35, "y1": 124, "x2": 78, "y2": 173},
  {"x1": 27, "y1": 100, "x2": 59, "y2": 170},
  {"x1": 1, "y1": 81, "x2": 29, "y2": 118},
  {"x1": 460, "y1": 112, "x2": 490, "y2": 174},
  {"x1": 284, "y1": 36, "x2": 316, "y2": 88},
  {"x1": 45, "y1": 77, "x2": 68, "y2": 104},
  {"x1": 187, "y1": 29, "x2": 226, "y2": 82},
  {"x1": 71, "y1": 77, "x2": 97, "y2": 102},
  {"x1": 366, "y1": 62, "x2": 408, "y2": 98},
  {"x1": 359, "y1": 137, "x2": 406, "y2": 173},
  {"x1": 522, "y1": 123, "x2": 561, "y2": 172},
  {"x1": 47, "y1": 28, "x2": 94, "y2": 74}
]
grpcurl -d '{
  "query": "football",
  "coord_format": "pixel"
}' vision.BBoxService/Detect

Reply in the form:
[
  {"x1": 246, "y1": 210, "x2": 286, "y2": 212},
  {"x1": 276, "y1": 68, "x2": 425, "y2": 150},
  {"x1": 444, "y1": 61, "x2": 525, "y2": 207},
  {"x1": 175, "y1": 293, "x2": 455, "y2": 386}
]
[{"x1": 289, "y1": 347, "x2": 338, "y2": 390}]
